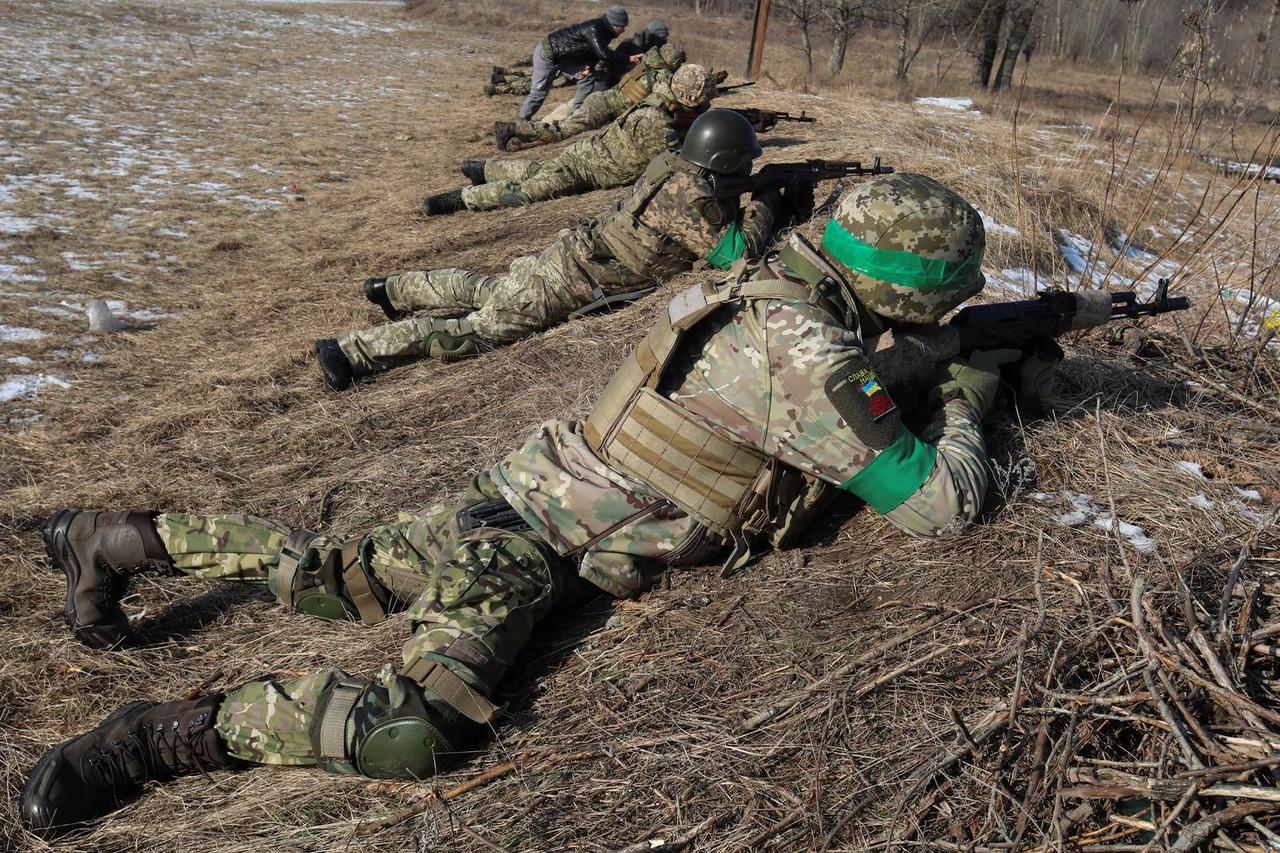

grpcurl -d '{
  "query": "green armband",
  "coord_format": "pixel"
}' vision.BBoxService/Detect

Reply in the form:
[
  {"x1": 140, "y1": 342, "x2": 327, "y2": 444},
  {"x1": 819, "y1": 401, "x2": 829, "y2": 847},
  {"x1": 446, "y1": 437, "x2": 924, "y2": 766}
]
[
  {"x1": 838, "y1": 424, "x2": 938, "y2": 513},
  {"x1": 704, "y1": 221, "x2": 746, "y2": 270}
]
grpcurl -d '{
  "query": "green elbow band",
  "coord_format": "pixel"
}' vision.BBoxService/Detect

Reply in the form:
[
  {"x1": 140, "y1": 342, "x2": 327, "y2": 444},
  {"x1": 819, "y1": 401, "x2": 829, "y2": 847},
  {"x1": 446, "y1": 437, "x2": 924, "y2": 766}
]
[
  {"x1": 821, "y1": 219, "x2": 982, "y2": 292},
  {"x1": 838, "y1": 424, "x2": 938, "y2": 513},
  {"x1": 704, "y1": 221, "x2": 746, "y2": 270}
]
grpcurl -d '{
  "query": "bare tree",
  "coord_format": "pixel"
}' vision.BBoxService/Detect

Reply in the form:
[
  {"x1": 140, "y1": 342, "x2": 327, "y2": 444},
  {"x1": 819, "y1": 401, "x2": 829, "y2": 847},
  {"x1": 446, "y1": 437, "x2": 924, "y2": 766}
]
[
  {"x1": 970, "y1": 0, "x2": 1009, "y2": 87},
  {"x1": 991, "y1": 0, "x2": 1038, "y2": 89},
  {"x1": 777, "y1": 0, "x2": 824, "y2": 72},
  {"x1": 824, "y1": 0, "x2": 864, "y2": 73},
  {"x1": 865, "y1": 0, "x2": 955, "y2": 81}
]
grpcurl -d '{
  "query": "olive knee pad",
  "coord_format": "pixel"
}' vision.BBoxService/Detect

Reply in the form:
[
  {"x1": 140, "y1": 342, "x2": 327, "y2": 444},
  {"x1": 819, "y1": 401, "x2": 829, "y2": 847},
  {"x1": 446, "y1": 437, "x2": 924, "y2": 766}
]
[
  {"x1": 272, "y1": 529, "x2": 390, "y2": 625},
  {"x1": 425, "y1": 330, "x2": 483, "y2": 363},
  {"x1": 311, "y1": 672, "x2": 492, "y2": 779},
  {"x1": 497, "y1": 187, "x2": 533, "y2": 207}
]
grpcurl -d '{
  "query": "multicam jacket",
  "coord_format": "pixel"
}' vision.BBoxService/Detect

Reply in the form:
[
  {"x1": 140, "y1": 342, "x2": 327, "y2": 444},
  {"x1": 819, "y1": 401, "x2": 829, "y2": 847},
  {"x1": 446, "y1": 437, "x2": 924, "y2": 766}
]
[{"x1": 492, "y1": 237, "x2": 991, "y2": 597}]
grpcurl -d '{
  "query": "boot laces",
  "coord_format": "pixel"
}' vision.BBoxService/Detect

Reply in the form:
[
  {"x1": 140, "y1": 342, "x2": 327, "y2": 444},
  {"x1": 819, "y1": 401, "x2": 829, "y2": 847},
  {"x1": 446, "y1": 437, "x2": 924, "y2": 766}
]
[{"x1": 82, "y1": 710, "x2": 215, "y2": 792}]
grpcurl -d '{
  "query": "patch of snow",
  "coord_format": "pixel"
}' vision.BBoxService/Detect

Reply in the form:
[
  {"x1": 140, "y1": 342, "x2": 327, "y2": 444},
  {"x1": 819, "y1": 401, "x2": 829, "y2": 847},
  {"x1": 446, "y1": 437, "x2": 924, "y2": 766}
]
[
  {"x1": 0, "y1": 374, "x2": 71, "y2": 403},
  {"x1": 1175, "y1": 461, "x2": 1206, "y2": 479},
  {"x1": 0, "y1": 324, "x2": 47, "y2": 342},
  {"x1": 916, "y1": 96, "x2": 980, "y2": 116},
  {"x1": 1234, "y1": 487, "x2": 1262, "y2": 502},
  {"x1": 975, "y1": 206, "x2": 1020, "y2": 237},
  {"x1": 1188, "y1": 493, "x2": 1215, "y2": 510},
  {"x1": 6, "y1": 355, "x2": 34, "y2": 365},
  {"x1": 1055, "y1": 511, "x2": 1089, "y2": 526},
  {"x1": 1232, "y1": 500, "x2": 1268, "y2": 524},
  {"x1": 1093, "y1": 512, "x2": 1156, "y2": 554}
]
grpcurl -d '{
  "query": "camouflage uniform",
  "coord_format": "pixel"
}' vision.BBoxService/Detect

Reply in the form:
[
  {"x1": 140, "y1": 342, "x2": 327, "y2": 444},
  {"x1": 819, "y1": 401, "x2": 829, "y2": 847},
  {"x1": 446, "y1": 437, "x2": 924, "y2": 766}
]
[
  {"x1": 154, "y1": 472, "x2": 590, "y2": 767},
  {"x1": 155, "y1": 229, "x2": 989, "y2": 771},
  {"x1": 461, "y1": 66, "x2": 715, "y2": 212},
  {"x1": 337, "y1": 150, "x2": 779, "y2": 376},
  {"x1": 487, "y1": 69, "x2": 572, "y2": 97},
  {"x1": 45, "y1": 177, "x2": 997, "y2": 783},
  {"x1": 505, "y1": 44, "x2": 685, "y2": 148}
]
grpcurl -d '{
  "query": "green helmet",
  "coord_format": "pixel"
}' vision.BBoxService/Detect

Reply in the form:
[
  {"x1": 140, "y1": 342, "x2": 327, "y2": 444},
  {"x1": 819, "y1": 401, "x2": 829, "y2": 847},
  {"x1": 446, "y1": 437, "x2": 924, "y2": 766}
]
[
  {"x1": 680, "y1": 108, "x2": 763, "y2": 175},
  {"x1": 820, "y1": 172, "x2": 986, "y2": 324}
]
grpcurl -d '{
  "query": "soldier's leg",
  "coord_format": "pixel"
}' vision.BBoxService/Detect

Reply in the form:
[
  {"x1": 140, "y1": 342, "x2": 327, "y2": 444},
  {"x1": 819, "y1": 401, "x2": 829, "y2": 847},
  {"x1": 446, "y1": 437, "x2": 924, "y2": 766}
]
[
  {"x1": 517, "y1": 42, "x2": 556, "y2": 120},
  {"x1": 571, "y1": 71, "x2": 604, "y2": 110},
  {"x1": 543, "y1": 91, "x2": 615, "y2": 141},
  {"x1": 482, "y1": 158, "x2": 541, "y2": 183},
  {"x1": 335, "y1": 237, "x2": 591, "y2": 372},
  {"x1": 511, "y1": 156, "x2": 593, "y2": 205},
  {"x1": 216, "y1": 512, "x2": 591, "y2": 777},
  {"x1": 383, "y1": 268, "x2": 498, "y2": 313},
  {"x1": 460, "y1": 159, "x2": 545, "y2": 211}
]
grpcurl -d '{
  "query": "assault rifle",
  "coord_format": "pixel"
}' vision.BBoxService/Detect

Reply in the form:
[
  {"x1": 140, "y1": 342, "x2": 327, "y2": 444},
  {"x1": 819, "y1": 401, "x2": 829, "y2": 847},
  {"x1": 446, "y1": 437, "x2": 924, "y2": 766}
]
[
  {"x1": 732, "y1": 107, "x2": 817, "y2": 133},
  {"x1": 716, "y1": 81, "x2": 757, "y2": 95},
  {"x1": 710, "y1": 157, "x2": 894, "y2": 201},
  {"x1": 865, "y1": 278, "x2": 1193, "y2": 388}
]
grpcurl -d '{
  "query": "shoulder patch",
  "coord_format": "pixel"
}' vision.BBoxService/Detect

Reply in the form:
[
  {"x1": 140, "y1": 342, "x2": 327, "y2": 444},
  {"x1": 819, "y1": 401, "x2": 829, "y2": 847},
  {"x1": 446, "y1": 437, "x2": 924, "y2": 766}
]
[
  {"x1": 700, "y1": 199, "x2": 726, "y2": 227},
  {"x1": 824, "y1": 365, "x2": 900, "y2": 450}
]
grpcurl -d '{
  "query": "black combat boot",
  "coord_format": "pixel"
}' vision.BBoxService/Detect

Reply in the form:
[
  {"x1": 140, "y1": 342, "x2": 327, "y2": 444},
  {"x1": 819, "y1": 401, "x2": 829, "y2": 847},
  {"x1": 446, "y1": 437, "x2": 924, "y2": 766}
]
[
  {"x1": 460, "y1": 160, "x2": 487, "y2": 185},
  {"x1": 494, "y1": 121, "x2": 517, "y2": 152},
  {"x1": 422, "y1": 189, "x2": 466, "y2": 216},
  {"x1": 43, "y1": 510, "x2": 172, "y2": 650},
  {"x1": 362, "y1": 277, "x2": 400, "y2": 320},
  {"x1": 314, "y1": 338, "x2": 354, "y2": 391},
  {"x1": 20, "y1": 694, "x2": 240, "y2": 839}
]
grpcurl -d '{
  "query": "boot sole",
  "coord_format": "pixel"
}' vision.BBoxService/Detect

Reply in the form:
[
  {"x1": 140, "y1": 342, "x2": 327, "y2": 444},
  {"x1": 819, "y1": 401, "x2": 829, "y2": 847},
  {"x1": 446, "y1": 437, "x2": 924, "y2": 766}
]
[{"x1": 42, "y1": 511, "x2": 125, "y2": 650}]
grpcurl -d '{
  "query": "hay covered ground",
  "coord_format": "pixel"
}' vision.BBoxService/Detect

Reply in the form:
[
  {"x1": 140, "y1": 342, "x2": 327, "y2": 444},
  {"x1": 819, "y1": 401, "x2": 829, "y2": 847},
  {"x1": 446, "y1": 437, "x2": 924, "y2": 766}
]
[{"x1": 1, "y1": 0, "x2": 1278, "y2": 850}]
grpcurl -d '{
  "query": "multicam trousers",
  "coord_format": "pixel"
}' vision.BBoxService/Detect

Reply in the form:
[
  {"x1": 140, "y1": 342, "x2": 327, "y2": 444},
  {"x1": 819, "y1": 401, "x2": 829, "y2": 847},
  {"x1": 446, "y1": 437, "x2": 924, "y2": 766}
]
[
  {"x1": 153, "y1": 473, "x2": 590, "y2": 769},
  {"x1": 460, "y1": 154, "x2": 597, "y2": 211},
  {"x1": 336, "y1": 230, "x2": 600, "y2": 376}
]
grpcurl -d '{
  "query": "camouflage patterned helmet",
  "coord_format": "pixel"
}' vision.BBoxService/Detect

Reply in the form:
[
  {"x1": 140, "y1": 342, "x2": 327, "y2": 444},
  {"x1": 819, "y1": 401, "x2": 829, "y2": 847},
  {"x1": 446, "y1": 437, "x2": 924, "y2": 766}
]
[
  {"x1": 668, "y1": 64, "x2": 716, "y2": 109},
  {"x1": 820, "y1": 172, "x2": 985, "y2": 324},
  {"x1": 655, "y1": 42, "x2": 685, "y2": 69}
]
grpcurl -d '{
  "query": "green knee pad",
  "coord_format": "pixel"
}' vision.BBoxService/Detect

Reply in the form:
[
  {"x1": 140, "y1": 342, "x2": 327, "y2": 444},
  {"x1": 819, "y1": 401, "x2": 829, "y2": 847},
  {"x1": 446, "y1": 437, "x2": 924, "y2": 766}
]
[
  {"x1": 497, "y1": 186, "x2": 533, "y2": 207},
  {"x1": 425, "y1": 330, "x2": 483, "y2": 363},
  {"x1": 272, "y1": 529, "x2": 390, "y2": 625},
  {"x1": 358, "y1": 715, "x2": 456, "y2": 779},
  {"x1": 312, "y1": 671, "x2": 491, "y2": 779}
]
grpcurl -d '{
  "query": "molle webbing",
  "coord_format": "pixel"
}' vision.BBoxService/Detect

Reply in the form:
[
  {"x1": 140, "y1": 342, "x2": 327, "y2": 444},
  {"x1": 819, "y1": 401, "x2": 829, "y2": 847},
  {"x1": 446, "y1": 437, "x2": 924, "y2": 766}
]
[
  {"x1": 617, "y1": 64, "x2": 654, "y2": 104},
  {"x1": 595, "y1": 152, "x2": 702, "y2": 279},
  {"x1": 585, "y1": 277, "x2": 839, "y2": 552}
]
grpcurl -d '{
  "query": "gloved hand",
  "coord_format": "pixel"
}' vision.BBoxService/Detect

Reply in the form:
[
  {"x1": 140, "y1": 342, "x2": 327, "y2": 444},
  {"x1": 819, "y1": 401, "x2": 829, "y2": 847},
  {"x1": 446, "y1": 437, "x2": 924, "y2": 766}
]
[
  {"x1": 781, "y1": 180, "x2": 816, "y2": 225},
  {"x1": 930, "y1": 348, "x2": 1023, "y2": 416},
  {"x1": 1013, "y1": 338, "x2": 1064, "y2": 413}
]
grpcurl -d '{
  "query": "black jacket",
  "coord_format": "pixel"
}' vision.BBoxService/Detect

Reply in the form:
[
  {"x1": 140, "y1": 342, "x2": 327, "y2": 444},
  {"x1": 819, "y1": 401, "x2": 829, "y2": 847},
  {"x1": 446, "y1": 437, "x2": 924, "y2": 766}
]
[
  {"x1": 603, "y1": 31, "x2": 666, "y2": 84},
  {"x1": 544, "y1": 17, "x2": 617, "y2": 65}
]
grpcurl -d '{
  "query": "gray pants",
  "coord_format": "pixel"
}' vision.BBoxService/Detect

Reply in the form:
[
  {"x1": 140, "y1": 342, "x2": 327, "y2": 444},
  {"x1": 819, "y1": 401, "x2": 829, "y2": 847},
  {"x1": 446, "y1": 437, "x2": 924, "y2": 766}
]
[{"x1": 517, "y1": 41, "x2": 601, "y2": 121}]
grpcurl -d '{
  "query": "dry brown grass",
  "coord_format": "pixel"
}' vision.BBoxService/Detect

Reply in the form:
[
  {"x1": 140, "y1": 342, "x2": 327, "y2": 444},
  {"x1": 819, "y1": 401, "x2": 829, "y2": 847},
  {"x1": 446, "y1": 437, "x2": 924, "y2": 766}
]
[{"x1": 0, "y1": 0, "x2": 1278, "y2": 850}]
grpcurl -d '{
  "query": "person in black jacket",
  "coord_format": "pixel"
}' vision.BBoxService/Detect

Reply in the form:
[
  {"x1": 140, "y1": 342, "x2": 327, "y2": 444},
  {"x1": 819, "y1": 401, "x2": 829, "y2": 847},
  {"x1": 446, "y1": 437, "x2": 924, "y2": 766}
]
[
  {"x1": 518, "y1": 5, "x2": 628, "y2": 121},
  {"x1": 596, "y1": 19, "x2": 670, "y2": 93}
]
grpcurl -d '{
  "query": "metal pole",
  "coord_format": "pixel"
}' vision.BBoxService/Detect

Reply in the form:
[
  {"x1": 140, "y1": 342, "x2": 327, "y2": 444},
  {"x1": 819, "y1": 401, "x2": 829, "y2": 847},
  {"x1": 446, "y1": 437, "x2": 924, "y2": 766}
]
[{"x1": 745, "y1": 0, "x2": 772, "y2": 81}]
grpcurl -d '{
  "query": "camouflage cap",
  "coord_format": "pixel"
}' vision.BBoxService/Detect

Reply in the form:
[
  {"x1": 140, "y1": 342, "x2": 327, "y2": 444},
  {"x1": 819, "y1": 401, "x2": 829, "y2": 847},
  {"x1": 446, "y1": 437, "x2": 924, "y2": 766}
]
[
  {"x1": 821, "y1": 172, "x2": 985, "y2": 324},
  {"x1": 668, "y1": 64, "x2": 716, "y2": 109}
]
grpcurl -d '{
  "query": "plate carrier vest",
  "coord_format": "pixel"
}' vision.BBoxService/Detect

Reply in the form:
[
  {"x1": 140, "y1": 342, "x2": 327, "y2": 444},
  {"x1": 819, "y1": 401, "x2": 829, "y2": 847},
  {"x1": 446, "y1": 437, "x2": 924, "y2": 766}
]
[
  {"x1": 584, "y1": 252, "x2": 847, "y2": 572},
  {"x1": 595, "y1": 151, "x2": 727, "y2": 280}
]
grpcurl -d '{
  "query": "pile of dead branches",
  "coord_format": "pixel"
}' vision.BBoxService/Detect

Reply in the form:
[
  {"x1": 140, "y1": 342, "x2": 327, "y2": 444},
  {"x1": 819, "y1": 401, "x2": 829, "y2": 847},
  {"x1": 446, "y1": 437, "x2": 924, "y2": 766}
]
[{"x1": 888, "y1": 519, "x2": 1280, "y2": 852}]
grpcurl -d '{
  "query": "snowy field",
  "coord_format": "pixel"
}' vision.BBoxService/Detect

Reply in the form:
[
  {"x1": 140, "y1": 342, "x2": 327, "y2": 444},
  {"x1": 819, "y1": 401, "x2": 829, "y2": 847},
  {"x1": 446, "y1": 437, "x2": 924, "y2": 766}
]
[{"x1": 0, "y1": 0, "x2": 468, "y2": 423}]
